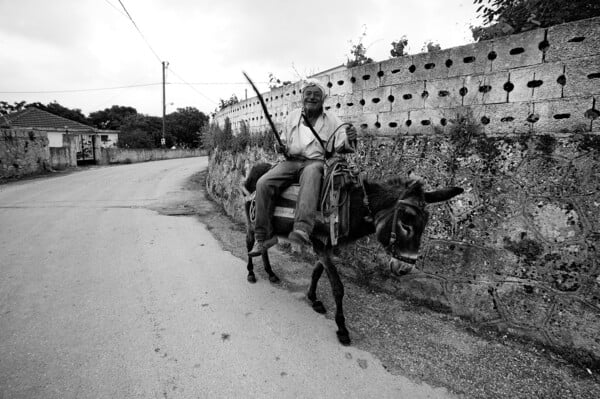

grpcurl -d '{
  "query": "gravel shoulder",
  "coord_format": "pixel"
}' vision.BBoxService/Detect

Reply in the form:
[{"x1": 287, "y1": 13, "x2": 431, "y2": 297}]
[{"x1": 187, "y1": 170, "x2": 600, "y2": 399}]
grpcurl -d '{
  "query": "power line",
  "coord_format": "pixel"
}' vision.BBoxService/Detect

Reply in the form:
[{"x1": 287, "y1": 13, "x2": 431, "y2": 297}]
[
  {"x1": 0, "y1": 81, "x2": 273, "y2": 95},
  {"x1": 103, "y1": 0, "x2": 128, "y2": 18},
  {"x1": 0, "y1": 83, "x2": 163, "y2": 94},
  {"x1": 169, "y1": 67, "x2": 218, "y2": 105},
  {"x1": 170, "y1": 81, "x2": 270, "y2": 85},
  {"x1": 117, "y1": 0, "x2": 162, "y2": 64}
]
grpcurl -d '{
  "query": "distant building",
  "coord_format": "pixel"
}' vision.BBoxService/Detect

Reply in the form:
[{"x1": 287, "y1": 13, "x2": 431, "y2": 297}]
[{"x1": 1, "y1": 107, "x2": 118, "y2": 164}]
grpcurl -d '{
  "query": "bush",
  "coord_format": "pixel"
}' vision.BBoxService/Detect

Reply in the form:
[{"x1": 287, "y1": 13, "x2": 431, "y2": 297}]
[{"x1": 201, "y1": 118, "x2": 276, "y2": 154}]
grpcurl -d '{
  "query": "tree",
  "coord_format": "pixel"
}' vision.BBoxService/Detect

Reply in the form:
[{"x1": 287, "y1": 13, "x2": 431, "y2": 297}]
[
  {"x1": 165, "y1": 107, "x2": 209, "y2": 148},
  {"x1": 89, "y1": 105, "x2": 138, "y2": 130},
  {"x1": 117, "y1": 128, "x2": 155, "y2": 149},
  {"x1": 390, "y1": 36, "x2": 409, "y2": 58},
  {"x1": 422, "y1": 41, "x2": 442, "y2": 53},
  {"x1": 0, "y1": 101, "x2": 27, "y2": 115},
  {"x1": 118, "y1": 114, "x2": 162, "y2": 148},
  {"x1": 268, "y1": 73, "x2": 291, "y2": 89},
  {"x1": 36, "y1": 102, "x2": 91, "y2": 125},
  {"x1": 472, "y1": 0, "x2": 600, "y2": 41},
  {"x1": 346, "y1": 26, "x2": 374, "y2": 68},
  {"x1": 218, "y1": 94, "x2": 239, "y2": 110},
  {"x1": 1, "y1": 100, "x2": 90, "y2": 125}
]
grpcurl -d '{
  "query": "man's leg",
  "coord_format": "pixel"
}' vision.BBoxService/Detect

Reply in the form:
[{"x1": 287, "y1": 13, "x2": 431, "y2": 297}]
[
  {"x1": 290, "y1": 160, "x2": 324, "y2": 243},
  {"x1": 250, "y1": 160, "x2": 300, "y2": 256}
]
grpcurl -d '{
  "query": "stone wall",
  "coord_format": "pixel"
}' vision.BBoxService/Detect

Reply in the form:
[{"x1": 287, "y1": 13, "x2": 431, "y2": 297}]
[
  {"x1": 0, "y1": 129, "x2": 50, "y2": 179},
  {"x1": 208, "y1": 17, "x2": 600, "y2": 366},
  {"x1": 99, "y1": 147, "x2": 205, "y2": 164}
]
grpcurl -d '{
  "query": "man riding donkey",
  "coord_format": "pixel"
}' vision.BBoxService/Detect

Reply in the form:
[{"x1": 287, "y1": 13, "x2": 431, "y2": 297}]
[{"x1": 249, "y1": 79, "x2": 358, "y2": 256}]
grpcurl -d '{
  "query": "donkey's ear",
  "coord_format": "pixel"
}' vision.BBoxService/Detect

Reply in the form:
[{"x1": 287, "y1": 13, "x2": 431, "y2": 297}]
[{"x1": 424, "y1": 187, "x2": 463, "y2": 203}]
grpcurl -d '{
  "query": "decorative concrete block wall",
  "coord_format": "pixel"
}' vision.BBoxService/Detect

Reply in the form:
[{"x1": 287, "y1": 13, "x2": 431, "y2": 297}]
[
  {"x1": 209, "y1": 17, "x2": 600, "y2": 366},
  {"x1": 216, "y1": 17, "x2": 600, "y2": 138}
]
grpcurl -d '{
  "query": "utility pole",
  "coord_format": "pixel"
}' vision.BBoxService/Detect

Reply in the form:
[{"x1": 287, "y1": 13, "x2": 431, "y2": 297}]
[{"x1": 161, "y1": 61, "x2": 168, "y2": 148}]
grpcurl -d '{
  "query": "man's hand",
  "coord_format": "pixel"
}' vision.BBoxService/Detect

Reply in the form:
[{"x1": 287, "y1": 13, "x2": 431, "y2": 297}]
[
  {"x1": 274, "y1": 143, "x2": 287, "y2": 155},
  {"x1": 345, "y1": 124, "x2": 357, "y2": 143}
]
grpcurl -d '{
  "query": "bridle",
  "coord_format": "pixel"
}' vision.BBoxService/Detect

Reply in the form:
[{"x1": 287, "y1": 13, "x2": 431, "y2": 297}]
[{"x1": 373, "y1": 198, "x2": 425, "y2": 264}]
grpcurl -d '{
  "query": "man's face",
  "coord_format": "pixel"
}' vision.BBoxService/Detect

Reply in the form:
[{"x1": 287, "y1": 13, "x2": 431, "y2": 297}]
[{"x1": 302, "y1": 85, "x2": 324, "y2": 114}]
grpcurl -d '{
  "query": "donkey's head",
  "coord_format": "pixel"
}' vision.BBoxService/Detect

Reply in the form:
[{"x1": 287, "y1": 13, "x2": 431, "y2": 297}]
[{"x1": 368, "y1": 176, "x2": 463, "y2": 272}]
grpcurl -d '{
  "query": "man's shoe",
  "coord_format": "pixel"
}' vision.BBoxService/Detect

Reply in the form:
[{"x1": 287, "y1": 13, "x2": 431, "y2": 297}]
[
  {"x1": 248, "y1": 236, "x2": 277, "y2": 257},
  {"x1": 288, "y1": 229, "x2": 311, "y2": 246}
]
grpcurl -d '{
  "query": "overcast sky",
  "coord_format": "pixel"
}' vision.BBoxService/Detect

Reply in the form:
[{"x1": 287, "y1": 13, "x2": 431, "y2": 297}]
[{"x1": 0, "y1": 0, "x2": 482, "y2": 117}]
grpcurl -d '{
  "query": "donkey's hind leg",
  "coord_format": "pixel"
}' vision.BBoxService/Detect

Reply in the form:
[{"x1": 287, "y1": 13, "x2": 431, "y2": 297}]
[
  {"x1": 261, "y1": 250, "x2": 280, "y2": 283},
  {"x1": 246, "y1": 228, "x2": 257, "y2": 283},
  {"x1": 307, "y1": 261, "x2": 326, "y2": 314}
]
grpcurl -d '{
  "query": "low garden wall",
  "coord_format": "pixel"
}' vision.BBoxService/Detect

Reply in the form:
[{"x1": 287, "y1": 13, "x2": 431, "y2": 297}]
[{"x1": 99, "y1": 147, "x2": 205, "y2": 164}]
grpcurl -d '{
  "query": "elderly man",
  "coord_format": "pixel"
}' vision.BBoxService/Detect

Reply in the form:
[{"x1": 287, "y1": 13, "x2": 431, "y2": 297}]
[{"x1": 249, "y1": 79, "x2": 358, "y2": 256}]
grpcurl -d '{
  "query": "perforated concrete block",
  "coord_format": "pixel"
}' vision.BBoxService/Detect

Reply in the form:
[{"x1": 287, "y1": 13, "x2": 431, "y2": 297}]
[
  {"x1": 409, "y1": 49, "x2": 452, "y2": 81},
  {"x1": 405, "y1": 109, "x2": 438, "y2": 135},
  {"x1": 376, "y1": 111, "x2": 406, "y2": 135},
  {"x1": 281, "y1": 83, "x2": 302, "y2": 102},
  {"x1": 424, "y1": 78, "x2": 464, "y2": 109},
  {"x1": 461, "y1": 74, "x2": 490, "y2": 106},
  {"x1": 350, "y1": 63, "x2": 381, "y2": 91},
  {"x1": 391, "y1": 81, "x2": 426, "y2": 112},
  {"x1": 509, "y1": 63, "x2": 565, "y2": 103},
  {"x1": 483, "y1": 102, "x2": 532, "y2": 135},
  {"x1": 340, "y1": 92, "x2": 364, "y2": 118},
  {"x1": 534, "y1": 97, "x2": 595, "y2": 133},
  {"x1": 447, "y1": 41, "x2": 493, "y2": 77},
  {"x1": 564, "y1": 55, "x2": 600, "y2": 98},
  {"x1": 324, "y1": 95, "x2": 341, "y2": 113},
  {"x1": 380, "y1": 56, "x2": 415, "y2": 86},
  {"x1": 325, "y1": 94, "x2": 355, "y2": 118},
  {"x1": 480, "y1": 71, "x2": 510, "y2": 104},
  {"x1": 328, "y1": 70, "x2": 353, "y2": 96},
  {"x1": 362, "y1": 86, "x2": 392, "y2": 113},
  {"x1": 269, "y1": 86, "x2": 286, "y2": 106},
  {"x1": 356, "y1": 112, "x2": 378, "y2": 131},
  {"x1": 490, "y1": 28, "x2": 545, "y2": 72},
  {"x1": 546, "y1": 17, "x2": 600, "y2": 62}
]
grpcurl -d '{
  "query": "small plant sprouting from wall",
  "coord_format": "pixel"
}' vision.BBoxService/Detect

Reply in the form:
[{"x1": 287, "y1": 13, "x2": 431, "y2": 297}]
[{"x1": 446, "y1": 111, "x2": 484, "y2": 172}]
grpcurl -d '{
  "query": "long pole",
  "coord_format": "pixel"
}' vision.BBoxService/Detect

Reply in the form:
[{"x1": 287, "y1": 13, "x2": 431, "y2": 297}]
[{"x1": 161, "y1": 61, "x2": 167, "y2": 147}]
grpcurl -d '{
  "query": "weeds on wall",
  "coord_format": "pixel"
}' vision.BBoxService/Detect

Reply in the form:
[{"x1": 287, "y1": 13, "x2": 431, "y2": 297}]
[{"x1": 201, "y1": 117, "x2": 276, "y2": 155}]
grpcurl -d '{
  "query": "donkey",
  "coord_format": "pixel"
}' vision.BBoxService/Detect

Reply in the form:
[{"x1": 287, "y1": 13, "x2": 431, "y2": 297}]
[{"x1": 241, "y1": 161, "x2": 463, "y2": 345}]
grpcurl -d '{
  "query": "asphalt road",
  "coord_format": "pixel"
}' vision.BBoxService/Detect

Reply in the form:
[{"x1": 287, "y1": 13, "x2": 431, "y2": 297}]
[{"x1": 0, "y1": 157, "x2": 454, "y2": 399}]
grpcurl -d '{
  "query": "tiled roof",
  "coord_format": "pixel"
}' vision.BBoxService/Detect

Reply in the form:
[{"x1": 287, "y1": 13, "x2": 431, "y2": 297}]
[{"x1": 1, "y1": 107, "x2": 95, "y2": 131}]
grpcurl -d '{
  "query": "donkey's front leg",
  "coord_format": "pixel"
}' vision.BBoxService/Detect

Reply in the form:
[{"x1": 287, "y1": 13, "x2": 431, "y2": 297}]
[
  {"x1": 307, "y1": 261, "x2": 326, "y2": 314},
  {"x1": 322, "y1": 254, "x2": 350, "y2": 345},
  {"x1": 261, "y1": 250, "x2": 280, "y2": 283}
]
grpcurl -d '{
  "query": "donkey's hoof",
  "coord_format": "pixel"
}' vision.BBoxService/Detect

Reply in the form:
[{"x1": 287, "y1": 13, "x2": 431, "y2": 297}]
[
  {"x1": 336, "y1": 331, "x2": 351, "y2": 346},
  {"x1": 312, "y1": 300, "x2": 326, "y2": 314},
  {"x1": 268, "y1": 274, "x2": 280, "y2": 283},
  {"x1": 247, "y1": 274, "x2": 257, "y2": 283}
]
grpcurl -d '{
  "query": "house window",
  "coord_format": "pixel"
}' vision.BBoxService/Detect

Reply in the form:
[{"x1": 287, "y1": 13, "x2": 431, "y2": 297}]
[{"x1": 101, "y1": 135, "x2": 109, "y2": 142}]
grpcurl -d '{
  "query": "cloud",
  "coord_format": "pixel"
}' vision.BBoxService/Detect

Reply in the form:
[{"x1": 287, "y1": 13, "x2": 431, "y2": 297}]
[{"x1": 0, "y1": 0, "x2": 479, "y2": 116}]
